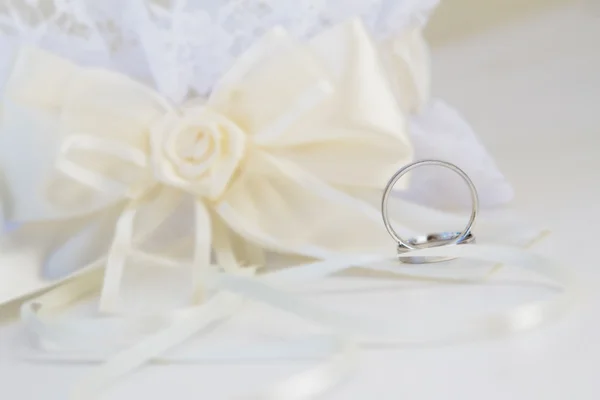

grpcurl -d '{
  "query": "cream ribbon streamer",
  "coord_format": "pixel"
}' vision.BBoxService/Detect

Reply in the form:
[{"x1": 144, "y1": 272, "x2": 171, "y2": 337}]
[{"x1": 19, "y1": 242, "x2": 573, "y2": 399}]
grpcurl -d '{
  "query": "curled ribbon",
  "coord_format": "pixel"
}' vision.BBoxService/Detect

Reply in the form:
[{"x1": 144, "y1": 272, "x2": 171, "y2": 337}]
[
  {"x1": 0, "y1": 18, "x2": 573, "y2": 399},
  {"x1": 19, "y1": 241, "x2": 574, "y2": 399}
]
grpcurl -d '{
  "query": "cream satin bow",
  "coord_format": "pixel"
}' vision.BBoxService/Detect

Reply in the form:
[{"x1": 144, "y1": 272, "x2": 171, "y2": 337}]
[{"x1": 0, "y1": 19, "x2": 417, "y2": 311}]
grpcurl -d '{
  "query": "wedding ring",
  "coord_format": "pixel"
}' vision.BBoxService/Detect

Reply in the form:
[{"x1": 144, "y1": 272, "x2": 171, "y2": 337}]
[
  {"x1": 396, "y1": 232, "x2": 476, "y2": 264},
  {"x1": 381, "y1": 160, "x2": 479, "y2": 264}
]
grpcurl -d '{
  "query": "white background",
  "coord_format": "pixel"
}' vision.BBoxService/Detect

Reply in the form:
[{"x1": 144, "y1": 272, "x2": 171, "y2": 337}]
[{"x1": 1, "y1": 3, "x2": 599, "y2": 399}]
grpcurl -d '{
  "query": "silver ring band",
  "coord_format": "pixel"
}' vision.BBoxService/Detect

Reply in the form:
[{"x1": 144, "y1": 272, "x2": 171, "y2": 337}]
[
  {"x1": 381, "y1": 159, "x2": 479, "y2": 251},
  {"x1": 396, "y1": 231, "x2": 476, "y2": 264}
]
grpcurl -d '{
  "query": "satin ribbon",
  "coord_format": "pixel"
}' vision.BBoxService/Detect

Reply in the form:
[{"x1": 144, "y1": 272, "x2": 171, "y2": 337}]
[{"x1": 18, "y1": 238, "x2": 573, "y2": 399}]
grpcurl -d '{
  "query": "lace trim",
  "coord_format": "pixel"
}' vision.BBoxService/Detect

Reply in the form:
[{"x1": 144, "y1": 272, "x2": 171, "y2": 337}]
[{"x1": 0, "y1": 0, "x2": 438, "y2": 101}]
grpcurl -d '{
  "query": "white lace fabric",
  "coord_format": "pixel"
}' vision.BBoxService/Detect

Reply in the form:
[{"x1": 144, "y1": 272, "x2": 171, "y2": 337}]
[{"x1": 0, "y1": 0, "x2": 437, "y2": 100}]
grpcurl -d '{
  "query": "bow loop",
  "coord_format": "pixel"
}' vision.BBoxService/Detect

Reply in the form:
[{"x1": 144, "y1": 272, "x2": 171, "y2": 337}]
[
  {"x1": 209, "y1": 27, "x2": 336, "y2": 146},
  {"x1": 209, "y1": 20, "x2": 413, "y2": 189},
  {"x1": 2, "y1": 47, "x2": 172, "y2": 221}
]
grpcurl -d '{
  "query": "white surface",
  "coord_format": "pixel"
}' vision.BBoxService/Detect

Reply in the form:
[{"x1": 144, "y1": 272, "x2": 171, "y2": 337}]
[{"x1": 1, "y1": 4, "x2": 600, "y2": 399}]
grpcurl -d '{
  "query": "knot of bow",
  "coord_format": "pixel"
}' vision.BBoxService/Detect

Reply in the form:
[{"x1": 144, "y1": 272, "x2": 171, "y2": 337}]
[{"x1": 0, "y1": 20, "x2": 415, "y2": 312}]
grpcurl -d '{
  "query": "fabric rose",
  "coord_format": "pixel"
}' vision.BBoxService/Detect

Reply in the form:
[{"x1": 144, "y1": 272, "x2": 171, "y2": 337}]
[{"x1": 150, "y1": 106, "x2": 246, "y2": 199}]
